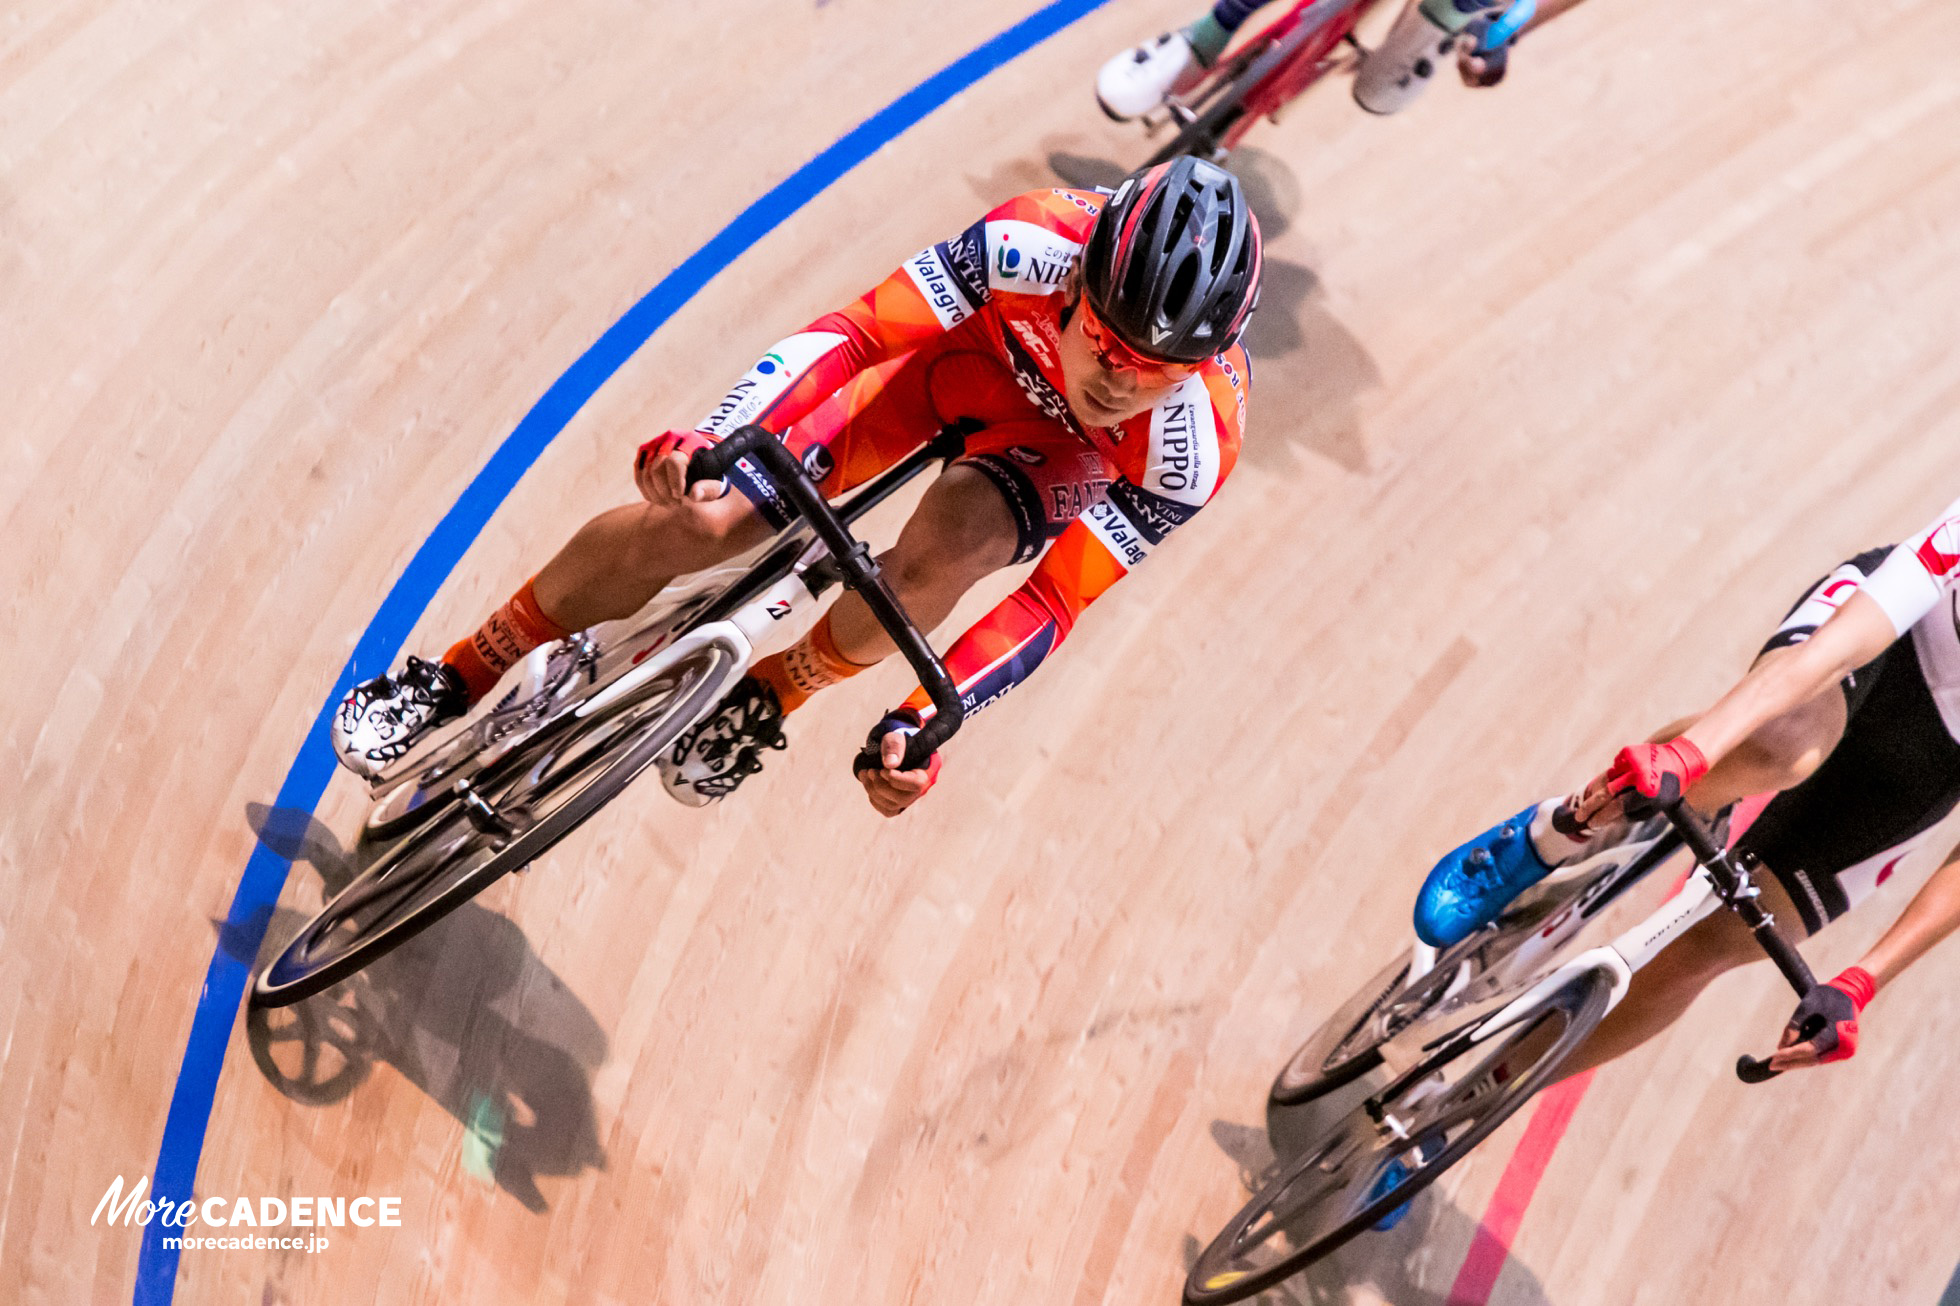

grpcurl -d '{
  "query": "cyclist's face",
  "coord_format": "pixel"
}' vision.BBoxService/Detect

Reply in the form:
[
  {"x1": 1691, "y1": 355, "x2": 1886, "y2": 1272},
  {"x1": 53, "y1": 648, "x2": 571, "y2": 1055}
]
[{"x1": 1058, "y1": 300, "x2": 1190, "y2": 427}]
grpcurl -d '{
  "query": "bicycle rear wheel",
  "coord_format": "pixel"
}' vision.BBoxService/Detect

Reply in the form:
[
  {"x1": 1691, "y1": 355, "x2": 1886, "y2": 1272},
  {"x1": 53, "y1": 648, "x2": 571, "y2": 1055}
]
[
  {"x1": 1145, "y1": 67, "x2": 1256, "y2": 166},
  {"x1": 253, "y1": 643, "x2": 737, "y2": 1007},
  {"x1": 1269, "y1": 947, "x2": 1416, "y2": 1104},
  {"x1": 1187, "y1": 968, "x2": 1610, "y2": 1305}
]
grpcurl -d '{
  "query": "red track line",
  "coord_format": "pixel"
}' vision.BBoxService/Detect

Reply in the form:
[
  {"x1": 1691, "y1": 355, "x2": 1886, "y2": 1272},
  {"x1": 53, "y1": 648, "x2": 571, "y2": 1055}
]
[{"x1": 1445, "y1": 1070, "x2": 1595, "y2": 1305}]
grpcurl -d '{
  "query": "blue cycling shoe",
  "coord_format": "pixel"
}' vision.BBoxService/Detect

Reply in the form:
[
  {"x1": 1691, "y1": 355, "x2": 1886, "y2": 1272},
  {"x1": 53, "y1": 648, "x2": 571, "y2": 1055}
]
[
  {"x1": 1366, "y1": 1133, "x2": 1444, "y2": 1231},
  {"x1": 1413, "y1": 803, "x2": 1555, "y2": 947},
  {"x1": 1367, "y1": 1158, "x2": 1417, "y2": 1232}
]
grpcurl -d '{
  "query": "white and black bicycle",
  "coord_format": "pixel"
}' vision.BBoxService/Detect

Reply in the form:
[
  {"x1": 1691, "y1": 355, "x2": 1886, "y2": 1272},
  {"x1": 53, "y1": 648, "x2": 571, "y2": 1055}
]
[
  {"x1": 252, "y1": 425, "x2": 966, "y2": 1008},
  {"x1": 1184, "y1": 799, "x2": 1821, "y2": 1304}
]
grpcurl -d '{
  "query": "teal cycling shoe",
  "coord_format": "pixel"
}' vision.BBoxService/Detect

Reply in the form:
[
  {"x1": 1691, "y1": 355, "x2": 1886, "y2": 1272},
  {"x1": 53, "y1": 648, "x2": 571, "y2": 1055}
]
[{"x1": 1413, "y1": 803, "x2": 1554, "y2": 947}]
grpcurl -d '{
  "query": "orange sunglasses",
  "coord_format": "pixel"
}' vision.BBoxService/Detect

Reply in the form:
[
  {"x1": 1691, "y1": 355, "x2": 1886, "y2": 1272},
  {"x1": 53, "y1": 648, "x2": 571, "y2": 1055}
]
[{"x1": 1076, "y1": 298, "x2": 1202, "y2": 384}]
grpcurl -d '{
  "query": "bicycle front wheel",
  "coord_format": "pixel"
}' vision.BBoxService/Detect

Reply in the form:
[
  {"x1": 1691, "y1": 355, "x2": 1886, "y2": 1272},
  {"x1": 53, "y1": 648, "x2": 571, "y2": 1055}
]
[
  {"x1": 252, "y1": 643, "x2": 737, "y2": 1007},
  {"x1": 1187, "y1": 968, "x2": 1611, "y2": 1305}
]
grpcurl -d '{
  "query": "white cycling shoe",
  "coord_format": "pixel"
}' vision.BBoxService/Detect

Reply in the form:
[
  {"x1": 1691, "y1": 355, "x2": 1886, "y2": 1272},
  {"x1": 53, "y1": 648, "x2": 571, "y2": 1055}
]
[
  {"x1": 331, "y1": 656, "x2": 469, "y2": 779},
  {"x1": 1095, "y1": 31, "x2": 1207, "y2": 121},
  {"x1": 655, "y1": 675, "x2": 788, "y2": 807}
]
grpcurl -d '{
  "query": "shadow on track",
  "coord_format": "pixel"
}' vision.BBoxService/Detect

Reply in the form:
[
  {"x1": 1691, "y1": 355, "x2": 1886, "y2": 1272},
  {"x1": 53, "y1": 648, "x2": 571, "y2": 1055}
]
[
  {"x1": 1039, "y1": 144, "x2": 1382, "y2": 475},
  {"x1": 1187, "y1": 1109, "x2": 1552, "y2": 1306},
  {"x1": 235, "y1": 803, "x2": 607, "y2": 1213}
]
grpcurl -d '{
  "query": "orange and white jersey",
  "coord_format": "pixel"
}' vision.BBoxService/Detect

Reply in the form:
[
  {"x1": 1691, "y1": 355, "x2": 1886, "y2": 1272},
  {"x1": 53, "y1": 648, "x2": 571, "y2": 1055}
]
[{"x1": 685, "y1": 186, "x2": 1252, "y2": 728}]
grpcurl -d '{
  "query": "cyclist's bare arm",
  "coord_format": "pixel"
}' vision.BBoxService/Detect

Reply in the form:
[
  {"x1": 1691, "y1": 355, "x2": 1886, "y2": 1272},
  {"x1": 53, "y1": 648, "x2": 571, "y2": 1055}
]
[
  {"x1": 1853, "y1": 840, "x2": 1960, "y2": 987},
  {"x1": 1577, "y1": 495, "x2": 1960, "y2": 823},
  {"x1": 1696, "y1": 498, "x2": 1960, "y2": 763},
  {"x1": 1679, "y1": 591, "x2": 1897, "y2": 767}
]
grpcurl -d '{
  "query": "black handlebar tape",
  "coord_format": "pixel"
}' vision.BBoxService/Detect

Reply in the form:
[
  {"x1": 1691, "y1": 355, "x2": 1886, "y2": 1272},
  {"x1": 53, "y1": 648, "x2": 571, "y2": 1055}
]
[
  {"x1": 684, "y1": 439, "x2": 741, "y2": 489},
  {"x1": 851, "y1": 720, "x2": 942, "y2": 779},
  {"x1": 686, "y1": 428, "x2": 965, "y2": 755},
  {"x1": 1735, "y1": 1055, "x2": 1779, "y2": 1084}
]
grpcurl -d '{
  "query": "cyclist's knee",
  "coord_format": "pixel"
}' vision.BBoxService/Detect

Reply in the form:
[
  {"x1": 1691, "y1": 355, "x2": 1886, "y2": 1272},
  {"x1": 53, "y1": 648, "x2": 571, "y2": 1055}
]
[
  {"x1": 1641, "y1": 914, "x2": 1754, "y2": 996},
  {"x1": 622, "y1": 493, "x2": 763, "y2": 575},
  {"x1": 1728, "y1": 688, "x2": 1847, "y2": 789},
  {"x1": 888, "y1": 465, "x2": 1022, "y2": 591}
]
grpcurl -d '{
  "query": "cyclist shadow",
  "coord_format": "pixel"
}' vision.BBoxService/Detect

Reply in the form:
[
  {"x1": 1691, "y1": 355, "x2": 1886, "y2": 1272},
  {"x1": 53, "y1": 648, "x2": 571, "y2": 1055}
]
[
  {"x1": 235, "y1": 803, "x2": 608, "y2": 1213},
  {"x1": 1233, "y1": 255, "x2": 1381, "y2": 477},
  {"x1": 1192, "y1": 1115, "x2": 1552, "y2": 1306},
  {"x1": 1035, "y1": 144, "x2": 1381, "y2": 475}
]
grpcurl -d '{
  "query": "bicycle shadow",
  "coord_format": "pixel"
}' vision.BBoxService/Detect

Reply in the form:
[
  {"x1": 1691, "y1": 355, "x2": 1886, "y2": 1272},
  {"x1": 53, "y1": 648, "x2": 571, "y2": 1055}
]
[
  {"x1": 1191, "y1": 1113, "x2": 1552, "y2": 1306},
  {"x1": 233, "y1": 804, "x2": 608, "y2": 1213}
]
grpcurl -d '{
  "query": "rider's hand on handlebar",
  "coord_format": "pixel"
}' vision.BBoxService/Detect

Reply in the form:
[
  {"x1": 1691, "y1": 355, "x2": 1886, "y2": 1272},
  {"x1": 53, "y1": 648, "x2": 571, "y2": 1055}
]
[
  {"x1": 1456, "y1": 39, "x2": 1507, "y2": 88},
  {"x1": 1458, "y1": 0, "x2": 1536, "y2": 87},
  {"x1": 1573, "y1": 738, "x2": 1710, "y2": 825},
  {"x1": 856, "y1": 711, "x2": 943, "y2": 817},
  {"x1": 636, "y1": 430, "x2": 726, "y2": 504},
  {"x1": 1767, "y1": 967, "x2": 1876, "y2": 1072}
]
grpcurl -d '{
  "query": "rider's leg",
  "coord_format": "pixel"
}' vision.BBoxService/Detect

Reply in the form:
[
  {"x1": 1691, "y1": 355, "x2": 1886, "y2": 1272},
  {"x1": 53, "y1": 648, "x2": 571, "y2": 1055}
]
[
  {"x1": 1554, "y1": 872, "x2": 1806, "y2": 1079},
  {"x1": 1417, "y1": 558, "x2": 1883, "y2": 946},
  {"x1": 1565, "y1": 648, "x2": 1848, "y2": 823},
  {"x1": 742, "y1": 345, "x2": 1068, "y2": 717},
  {"x1": 830, "y1": 464, "x2": 1022, "y2": 661},
  {"x1": 1415, "y1": 679, "x2": 1847, "y2": 948},
  {"x1": 1680, "y1": 659, "x2": 1848, "y2": 809},
  {"x1": 1189, "y1": 0, "x2": 1271, "y2": 61},
  {"x1": 331, "y1": 474, "x2": 772, "y2": 777},
  {"x1": 1528, "y1": 649, "x2": 1848, "y2": 864},
  {"x1": 530, "y1": 494, "x2": 772, "y2": 634},
  {"x1": 655, "y1": 343, "x2": 1049, "y2": 804},
  {"x1": 443, "y1": 491, "x2": 772, "y2": 703},
  {"x1": 1560, "y1": 612, "x2": 1957, "y2": 1078}
]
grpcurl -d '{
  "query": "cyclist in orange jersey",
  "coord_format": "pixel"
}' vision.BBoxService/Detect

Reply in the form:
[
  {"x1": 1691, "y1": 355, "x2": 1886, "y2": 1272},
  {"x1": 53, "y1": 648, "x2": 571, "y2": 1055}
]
[{"x1": 334, "y1": 157, "x2": 1262, "y2": 815}]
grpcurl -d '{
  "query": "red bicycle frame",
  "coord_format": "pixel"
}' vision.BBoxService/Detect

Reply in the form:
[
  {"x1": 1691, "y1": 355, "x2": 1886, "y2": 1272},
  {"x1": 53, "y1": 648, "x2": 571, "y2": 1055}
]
[{"x1": 1244, "y1": 0, "x2": 1387, "y2": 139}]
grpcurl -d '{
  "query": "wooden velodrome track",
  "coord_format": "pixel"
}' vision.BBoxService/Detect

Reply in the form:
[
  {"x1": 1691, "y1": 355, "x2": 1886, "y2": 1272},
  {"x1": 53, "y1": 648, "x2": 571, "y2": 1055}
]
[{"x1": 7, "y1": 0, "x2": 1959, "y2": 1301}]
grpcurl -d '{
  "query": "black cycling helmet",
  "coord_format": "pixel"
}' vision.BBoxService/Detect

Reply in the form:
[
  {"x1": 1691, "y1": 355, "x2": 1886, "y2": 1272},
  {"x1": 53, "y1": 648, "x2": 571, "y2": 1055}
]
[{"x1": 1079, "y1": 155, "x2": 1263, "y2": 365}]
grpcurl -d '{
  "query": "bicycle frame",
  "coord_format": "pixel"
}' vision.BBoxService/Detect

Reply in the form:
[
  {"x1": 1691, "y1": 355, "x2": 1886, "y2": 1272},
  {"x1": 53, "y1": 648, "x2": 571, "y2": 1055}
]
[
  {"x1": 1381, "y1": 802, "x2": 1815, "y2": 1084},
  {"x1": 1190, "y1": 814, "x2": 1823, "y2": 1299},
  {"x1": 363, "y1": 425, "x2": 964, "y2": 827},
  {"x1": 1232, "y1": 0, "x2": 1383, "y2": 131},
  {"x1": 1142, "y1": 0, "x2": 1387, "y2": 162}
]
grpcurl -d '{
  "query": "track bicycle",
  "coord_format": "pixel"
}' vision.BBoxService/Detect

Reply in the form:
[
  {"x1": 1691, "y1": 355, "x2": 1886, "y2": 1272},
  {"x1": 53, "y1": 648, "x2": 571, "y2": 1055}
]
[
  {"x1": 1133, "y1": 0, "x2": 1532, "y2": 167},
  {"x1": 1183, "y1": 799, "x2": 1821, "y2": 1304},
  {"x1": 252, "y1": 425, "x2": 967, "y2": 1008}
]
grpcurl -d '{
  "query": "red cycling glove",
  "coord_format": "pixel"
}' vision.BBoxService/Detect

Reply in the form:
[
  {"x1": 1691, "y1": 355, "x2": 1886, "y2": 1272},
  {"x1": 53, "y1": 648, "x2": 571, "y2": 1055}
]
[
  {"x1": 635, "y1": 428, "x2": 718, "y2": 475},
  {"x1": 1781, "y1": 966, "x2": 1876, "y2": 1064},
  {"x1": 1593, "y1": 737, "x2": 1709, "y2": 813}
]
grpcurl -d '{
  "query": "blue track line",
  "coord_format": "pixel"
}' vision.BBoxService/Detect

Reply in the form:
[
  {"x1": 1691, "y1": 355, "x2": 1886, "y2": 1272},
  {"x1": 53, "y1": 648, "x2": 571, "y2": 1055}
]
[{"x1": 135, "y1": 3, "x2": 1112, "y2": 1299}]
